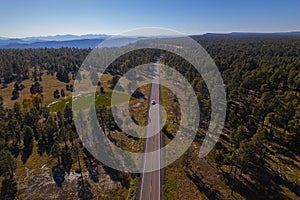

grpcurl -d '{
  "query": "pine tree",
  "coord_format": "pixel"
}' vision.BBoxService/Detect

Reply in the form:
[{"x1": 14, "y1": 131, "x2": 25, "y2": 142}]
[{"x1": 0, "y1": 150, "x2": 17, "y2": 179}]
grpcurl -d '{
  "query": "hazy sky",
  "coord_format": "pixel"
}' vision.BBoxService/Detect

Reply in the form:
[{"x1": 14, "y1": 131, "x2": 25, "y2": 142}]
[{"x1": 1, "y1": 0, "x2": 300, "y2": 38}]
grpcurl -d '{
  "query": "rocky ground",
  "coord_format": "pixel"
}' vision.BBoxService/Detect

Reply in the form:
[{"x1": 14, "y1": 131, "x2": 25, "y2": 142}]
[{"x1": 16, "y1": 165, "x2": 127, "y2": 200}]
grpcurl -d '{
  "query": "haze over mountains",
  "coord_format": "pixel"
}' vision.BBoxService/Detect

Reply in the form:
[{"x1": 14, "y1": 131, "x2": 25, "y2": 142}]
[
  {"x1": 1, "y1": 32, "x2": 300, "y2": 49},
  {"x1": 0, "y1": 34, "x2": 109, "y2": 49}
]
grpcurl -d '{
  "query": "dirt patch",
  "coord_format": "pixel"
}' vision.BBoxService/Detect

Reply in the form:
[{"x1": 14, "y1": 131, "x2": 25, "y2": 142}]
[{"x1": 17, "y1": 166, "x2": 127, "y2": 200}]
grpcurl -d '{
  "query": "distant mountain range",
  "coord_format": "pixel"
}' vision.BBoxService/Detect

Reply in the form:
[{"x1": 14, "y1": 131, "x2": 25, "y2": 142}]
[
  {"x1": 22, "y1": 34, "x2": 109, "y2": 41},
  {"x1": 0, "y1": 34, "x2": 110, "y2": 49},
  {"x1": 0, "y1": 34, "x2": 109, "y2": 42},
  {"x1": 1, "y1": 32, "x2": 300, "y2": 49},
  {"x1": 0, "y1": 39, "x2": 107, "y2": 49}
]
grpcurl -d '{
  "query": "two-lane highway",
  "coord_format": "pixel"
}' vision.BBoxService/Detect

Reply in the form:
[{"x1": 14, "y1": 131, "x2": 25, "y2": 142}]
[{"x1": 139, "y1": 58, "x2": 162, "y2": 200}]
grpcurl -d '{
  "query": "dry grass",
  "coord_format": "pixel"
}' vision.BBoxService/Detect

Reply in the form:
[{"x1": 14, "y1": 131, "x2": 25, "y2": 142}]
[
  {"x1": 0, "y1": 72, "x2": 113, "y2": 109},
  {"x1": 1, "y1": 72, "x2": 72, "y2": 108},
  {"x1": 160, "y1": 85, "x2": 208, "y2": 199}
]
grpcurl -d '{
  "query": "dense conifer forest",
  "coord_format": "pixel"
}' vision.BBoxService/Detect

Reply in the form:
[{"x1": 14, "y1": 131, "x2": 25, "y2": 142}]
[{"x1": 0, "y1": 34, "x2": 299, "y2": 199}]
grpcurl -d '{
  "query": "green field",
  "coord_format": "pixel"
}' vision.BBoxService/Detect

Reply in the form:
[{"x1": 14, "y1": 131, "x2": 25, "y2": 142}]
[{"x1": 48, "y1": 91, "x2": 133, "y2": 112}]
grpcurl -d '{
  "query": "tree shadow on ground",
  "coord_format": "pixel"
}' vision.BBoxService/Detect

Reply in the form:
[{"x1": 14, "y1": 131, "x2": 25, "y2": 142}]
[
  {"x1": 102, "y1": 165, "x2": 130, "y2": 189},
  {"x1": 61, "y1": 150, "x2": 73, "y2": 174},
  {"x1": 88, "y1": 166, "x2": 99, "y2": 183},
  {"x1": 82, "y1": 148, "x2": 99, "y2": 183},
  {"x1": 162, "y1": 126, "x2": 174, "y2": 140},
  {"x1": 77, "y1": 177, "x2": 93, "y2": 200},
  {"x1": 250, "y1": 164, "x2": 300, "y2": 198},
  {"x1": 221, "y1": 170, "x2": 257, "y2": 199},
  {"x1": 185, "y1": 169, "x2": 223, "y2": 199},
  {"x1": 21, "y1": 146, "x2": 33, "y2": 164},
  {"x1": 221, "y1": 163, "x2": 295, "y2": 199},
  {"x1": 52, "y1": 165, "x2": 65, "y2": 188}
]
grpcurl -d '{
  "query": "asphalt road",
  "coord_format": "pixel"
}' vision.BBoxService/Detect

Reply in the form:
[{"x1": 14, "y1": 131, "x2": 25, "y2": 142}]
[{"x1": 139, "y1": 58, "x2": 162, "y2": 200}]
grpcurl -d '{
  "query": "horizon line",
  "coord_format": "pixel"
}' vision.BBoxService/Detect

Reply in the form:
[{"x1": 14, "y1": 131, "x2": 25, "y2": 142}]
[{"x1": 1, "y1": 30, "x2": 300, "y2": 39}]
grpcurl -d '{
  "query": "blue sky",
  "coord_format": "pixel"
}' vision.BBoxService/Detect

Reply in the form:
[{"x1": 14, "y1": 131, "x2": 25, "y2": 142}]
[{"x1": 1, "y1": 0, "x2": 300, "y2": 38}]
